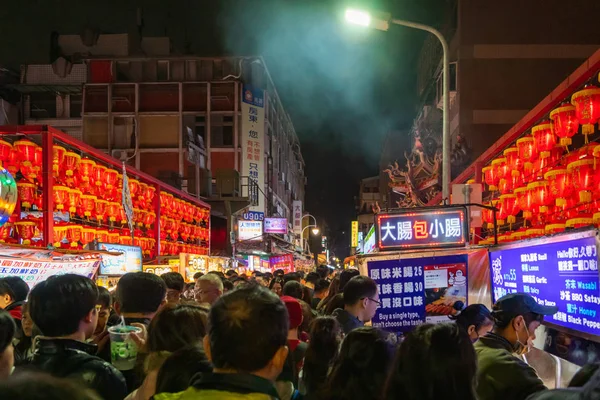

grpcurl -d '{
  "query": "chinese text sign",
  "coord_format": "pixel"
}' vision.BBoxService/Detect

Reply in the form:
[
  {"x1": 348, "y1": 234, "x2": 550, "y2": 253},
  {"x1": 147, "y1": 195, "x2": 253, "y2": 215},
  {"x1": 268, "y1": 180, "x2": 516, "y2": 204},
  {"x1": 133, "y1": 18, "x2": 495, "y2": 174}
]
[
  {"x1": 238, "y1": 220, "x2": 263, "y2": 242},
  {"x1": 490, "y1": 234, "x2": 600, "y2": 336},
  {"x1": 293, "y1": 201, "x2": 302, "y2": 235},
  {"x1": 351, "y1": 221, "x2": 358, "y2": 248},
  {"x1": 377, "y1": 208, "x2": 467, "y2": 251},
  {"x1": 241, "y1": 85, "x2": 265, "y2": 214},
  {"x1": 264, "y1": 218, "x2": 288, "y2": 234}
]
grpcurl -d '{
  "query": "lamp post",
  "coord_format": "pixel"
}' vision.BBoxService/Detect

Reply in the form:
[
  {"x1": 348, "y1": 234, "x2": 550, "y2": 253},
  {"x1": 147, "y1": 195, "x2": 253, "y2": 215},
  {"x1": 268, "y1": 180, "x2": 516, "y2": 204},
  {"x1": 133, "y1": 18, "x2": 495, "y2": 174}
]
[
  {"x1": 345, "y1": 9, "x2": 451, "y2": 200},
  {"x1": 301, "y1": 224, "x2": 320, "y2": 256}
]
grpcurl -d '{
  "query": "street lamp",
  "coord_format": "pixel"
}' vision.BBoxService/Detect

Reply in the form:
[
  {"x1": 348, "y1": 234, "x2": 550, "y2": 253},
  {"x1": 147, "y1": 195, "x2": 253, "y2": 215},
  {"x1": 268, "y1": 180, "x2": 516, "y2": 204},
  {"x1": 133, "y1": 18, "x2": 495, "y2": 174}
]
[
  {"x1": 312, "y1": 227, "x2": 320, "y2": 235},
  {"x1": 345, "y1": 8, "x2": 451, "y2": 200}
]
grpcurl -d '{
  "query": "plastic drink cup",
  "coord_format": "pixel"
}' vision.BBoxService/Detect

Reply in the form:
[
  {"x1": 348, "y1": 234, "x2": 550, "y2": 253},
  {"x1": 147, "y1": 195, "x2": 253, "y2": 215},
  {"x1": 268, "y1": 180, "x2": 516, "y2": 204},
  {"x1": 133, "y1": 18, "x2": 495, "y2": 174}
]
[{"x1": 108, "y1": 325, "x2": 142, "y2": 370}]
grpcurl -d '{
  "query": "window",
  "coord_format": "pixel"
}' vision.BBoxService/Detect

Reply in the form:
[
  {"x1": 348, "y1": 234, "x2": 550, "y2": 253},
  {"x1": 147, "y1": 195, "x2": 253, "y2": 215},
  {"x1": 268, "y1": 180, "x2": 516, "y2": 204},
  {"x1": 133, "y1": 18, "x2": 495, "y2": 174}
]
[
  {"x1": 210, "y1": 115, "x2": 234, "y2": 148},
  {"x1": 157, "y1": 61, "x2": 169, "y2": 81},
  {"x1": 70, "y1": 94, "x2": 83, "y2": 118},
  {"x1": 29, "y1": 92, "x2": 56, "y2": 118}
]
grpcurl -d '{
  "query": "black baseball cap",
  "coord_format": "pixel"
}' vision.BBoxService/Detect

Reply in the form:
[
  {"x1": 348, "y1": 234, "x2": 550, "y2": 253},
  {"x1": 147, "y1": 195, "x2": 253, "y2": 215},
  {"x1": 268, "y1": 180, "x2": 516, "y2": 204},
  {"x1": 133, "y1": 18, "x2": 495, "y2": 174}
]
[{"x1": 492, "y1": 293, "x2": 558, "y2": 320}]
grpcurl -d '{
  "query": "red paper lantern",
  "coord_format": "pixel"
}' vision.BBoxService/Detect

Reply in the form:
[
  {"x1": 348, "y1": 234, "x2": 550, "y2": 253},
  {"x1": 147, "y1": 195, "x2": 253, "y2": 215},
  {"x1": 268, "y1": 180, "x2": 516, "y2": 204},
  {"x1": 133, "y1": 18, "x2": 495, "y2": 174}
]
[
  {"x1": 482, "y1": 165, "x2": 499, "y2": 192},
  {"x1": 78, "y1": 158, "x2": 96, "y2": 184},
  {"x1": 544, "y1": 169, "x2": 572, "y2": 207},
  {"x1": 80, "y1": 194, "x2": 97, "y2": 218},
  {"x1": 528, "y1": 180, "x2": 552, "y2": 213},
  {"x1": 81, "y1": 228, "x2": 96, "y2": 247},
  {"x1": 0, "y1": 141, "x2": 13, "y2": 168},
  {"x1": 531, "y1": 121, "x2": 555, "y2": 159},
  {"x1": 571, "y1": 85, "x2": 600, "y2": 142},
  {"x1": 515, "y1": 186, "x2": 535, "y2": 221},
  {"x1": 67, "y1": 189, "x2": 82, "y2": 214},
  {"x1": 516, "y1": 137, "x2": 537, "y2": 171},
  {"x1": 66, "y1": 224, "x2": 82, "y2": 248},
  {"x1": 499, "y1": 170, "x2": 523, "y2": 195},
  {"x1": 52, "y1": 224, "x2": 68, "y2": 247},
  {"x1": 566, "y1": 215, "x2": 594, "y2": 230},
  {"x1": 550, "y1": 104, "x2": 579, "y2": 147},
  {"x1": 53, "y1": 185, "x2": 70, "y2": 211},
  {"x1": 52, "y1": 146, "x2": 66, "y2": 178},
  {"x1": 567, "y1": 159, "x2": 596, "y2": 203},
  {"x1": 5, "y1": 149, "x2": 20, "y2": 177},
  {"x1": 129, "y1": 179, "x2": 141, "y2": 199},
  {"x1": 17, "y1": 180, "x2": 36, "y2": 209},
  {"x1": 0, "y1": 222, "x2": 12, "y2": 242},
  {"x1": 503, "y1": 147, "x2": 523, "y2": 174},
  {"x1": 95, "y1": 200, "x2": 108, "y2": 223},
  {"x1": 106, "y1": 202, "x2": 120, "y2": 223},
  {"x1": 14, "y1": 220, "x2": 36, "y2": 245},
  {"x1": 104, "y1": 168, "x2": 119, "y2": 191},
  {"x1": 63, "y1": 152, "x2": 80, "y2": 178},
  {"x1": 499, "y1": 194, "x2": 519, "y2": 225},
  {"x1": 144, "y1": 211, "x2": 156, "y2": 228},
  {"x1": 93, "y1": 164, "x2": 107, "y2": 189}
]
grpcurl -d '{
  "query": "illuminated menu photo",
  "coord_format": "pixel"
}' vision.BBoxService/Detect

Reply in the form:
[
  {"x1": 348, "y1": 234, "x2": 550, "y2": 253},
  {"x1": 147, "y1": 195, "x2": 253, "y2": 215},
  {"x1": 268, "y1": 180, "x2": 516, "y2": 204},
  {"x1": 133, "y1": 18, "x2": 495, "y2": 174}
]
[
  {"x1": 489, "y1": 230, "x2": 600, "y2": 337},
  {"x1": 376, "y1": 207, "x2": 468, "y2": 251}
]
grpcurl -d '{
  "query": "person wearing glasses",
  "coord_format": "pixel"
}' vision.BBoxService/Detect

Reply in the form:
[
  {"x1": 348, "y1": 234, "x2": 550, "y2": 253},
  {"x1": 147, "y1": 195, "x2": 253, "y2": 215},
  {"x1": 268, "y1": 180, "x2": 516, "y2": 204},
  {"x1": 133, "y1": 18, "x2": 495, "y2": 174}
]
[
  {"x1": 195, "y1": 274, "x2": 224, "y2": 306},
  {"x1": 332, "y1": 275, "x2": 380, "y2": 334}
]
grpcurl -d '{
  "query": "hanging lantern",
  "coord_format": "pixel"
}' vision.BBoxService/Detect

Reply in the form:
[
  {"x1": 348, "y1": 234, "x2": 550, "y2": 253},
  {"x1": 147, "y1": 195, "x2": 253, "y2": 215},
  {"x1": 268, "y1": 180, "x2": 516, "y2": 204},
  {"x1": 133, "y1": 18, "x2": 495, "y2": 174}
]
[
  {"x1": 118, "y1": 205, "x2": 128, "y2": 226},
  {"x1": 97, "y1": 229, "x2": 109, "y2": 244},
  {"x1": 13, "y1": 140, "x2": 37, "y2": 168},
  {"x1": 67, "y1": 189, "x2": 82, "y2": 214},
  {"x1": 108, "y1": 230, "x2": 120, "y2": 244},
  {"x1": 0, "y1": 222, "x2": 12, "y2": 242},
  {"x1": 545, "y1": 223, "x2": 566, "y2": 235},
  {"x1": 566, "y1": 214, "x2": 594, "y2": 230},
  {"x1": 516, "y1": 137, "x2": 537, "y2": 171},
  {"x1": 0, "y1": 141, "x2": 12, "y2": 168},
  {"x1": 106, "y1": 202, "x2": 120, "y2": 223},
  {"x1": 567, "y1": 159, "x2": 596, "y2": 203},
  {"x1": 143, "y1": 185, "x2": 156, "y2": 206},
  {"x1": 528, "y1": 180, "x2": 552, "y2": 213},
  {"x1": 80, "y1": 194, "x2": 97, "y2": 218},
  {"x1": 66, "y1": 224, "x2": 82, "y2": 248},
  {"x1": 62, "y1": 151, "x2": 81, "y2": 177},
  {"x1": 144, "y1": 211, "x2": 156, "y2": 228},
  {"x1": 544, "y1": 169, "x2": 572, "y2": 207},
  {"x1": 550, "y1": 103, "x2": 579, "y2": 147},
  {"x1": 93, "y1": 164, "x2": 107, "y2": 190},
  {"x1": 120, "y1": 235, "x2": 133, "y2": 246},
  {"x1": 5, "y1": 149, "x2": 20, "y2": 177},
  {"x1": 104, "y1": 168, "x2": 119, "y2": 191},
  {"x1": 515, "y1": 186, "x2": 535, "y2": 221},
  {"x1": 531, "y1": 122, "x2": 555, "y2": 159},
  {"x1": 499, "y1": 170, "x2": 523, "y2": 195},
  {"x1": 52, "y1": 224, "x2": 68, "y2": 247},
  {"x1": 526, "y1": 228, "x2": 545, "y2": 239},
  {"x1": 533, "y1": 144, "x2": 563, "y2": 180},
  {"x1": 78, "y1": 158, "x2": 96, "y2": 184},
  {"x1": 17, "y1": 179, "x2": 36, "y2": 209},
  {"x1": 128, "y1": 179, "x2": 140, "y2": 200},
  {"x1": 571, "y1": 85, "x2": 600, "y2": 142},
  {"x1": 499, "y1": 194, "x2": 519, "y2": 225},
  {"x1": 53, "y1": 185, "x2": 70, "y2": 211},
  {"x1": 95, "y1": 200, "x2": 108, "y2": 223},
  {"x1": 52, "y1": 145, "x2": 66, "y2": 178},
  {"x1": 503, "y1": 146, "x2": 523, "y2": 175},
  {"x1": 14, "y1": 220, "x2": 36, "y2": 245},
  {"x1": 81, "y1": 228, "x2": 97, "y2": 247},
  {"x1": 482, "y1": 166, "x2": 499, "y2": 192}
]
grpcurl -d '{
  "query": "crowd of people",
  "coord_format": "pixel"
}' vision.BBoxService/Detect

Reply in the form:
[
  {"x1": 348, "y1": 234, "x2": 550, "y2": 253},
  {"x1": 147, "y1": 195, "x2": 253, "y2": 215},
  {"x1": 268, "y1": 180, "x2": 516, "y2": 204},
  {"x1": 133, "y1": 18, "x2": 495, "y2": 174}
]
[{"x1": 0, "y1": 266, "x2": 598, "y2": 400}]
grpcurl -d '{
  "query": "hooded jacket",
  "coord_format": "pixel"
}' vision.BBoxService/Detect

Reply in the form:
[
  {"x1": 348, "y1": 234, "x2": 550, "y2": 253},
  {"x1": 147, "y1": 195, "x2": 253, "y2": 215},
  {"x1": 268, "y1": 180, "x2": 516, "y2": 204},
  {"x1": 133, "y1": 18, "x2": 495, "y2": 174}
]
[{"x1": 331, "y1": 308, "x2": 363, "y2": 334}]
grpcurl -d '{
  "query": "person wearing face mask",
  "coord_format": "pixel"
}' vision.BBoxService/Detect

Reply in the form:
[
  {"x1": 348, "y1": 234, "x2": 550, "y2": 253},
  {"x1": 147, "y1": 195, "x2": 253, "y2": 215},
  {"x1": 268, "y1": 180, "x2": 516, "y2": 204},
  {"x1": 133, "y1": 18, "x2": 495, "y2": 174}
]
[{"x1": 474, "y1": 293, "x2": 558, "y2": 400}]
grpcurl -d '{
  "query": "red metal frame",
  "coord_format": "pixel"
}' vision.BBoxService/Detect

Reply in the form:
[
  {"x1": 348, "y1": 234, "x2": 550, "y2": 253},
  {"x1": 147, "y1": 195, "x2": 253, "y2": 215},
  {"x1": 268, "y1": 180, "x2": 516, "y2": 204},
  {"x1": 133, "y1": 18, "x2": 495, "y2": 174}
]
[{"x1": 0, "y1": 125, "x2": 210, "y2": 253}]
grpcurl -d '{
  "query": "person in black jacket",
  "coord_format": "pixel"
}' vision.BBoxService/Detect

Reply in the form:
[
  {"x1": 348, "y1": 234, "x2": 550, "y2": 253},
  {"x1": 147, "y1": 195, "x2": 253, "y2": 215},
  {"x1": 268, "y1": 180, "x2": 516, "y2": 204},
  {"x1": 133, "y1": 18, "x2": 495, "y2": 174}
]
[
  {"x1": 25, "y1": 274, "x2": 128, "y2": 400},
  {"x1": 331, "y1": 276, "x2": 379, "y2": 334}
]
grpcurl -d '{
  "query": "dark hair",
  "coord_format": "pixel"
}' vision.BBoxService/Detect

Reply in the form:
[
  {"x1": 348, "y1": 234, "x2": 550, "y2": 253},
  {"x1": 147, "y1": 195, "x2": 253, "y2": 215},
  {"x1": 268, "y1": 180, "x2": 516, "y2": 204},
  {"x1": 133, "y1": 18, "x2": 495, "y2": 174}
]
[
  {"x1": 161, "y1": 272, "x2": 185, "y2": 292},
  {"x1": 283, "y1": 281, "x2": 304, "y2": 299},
  {"x1": 322, "y1": 327, "x2": 394, "y2": 400},
  {"x1": 283, "y1": 273, "x2": 301, "y2": 284},
  {"x1": 193, "y1": 272, "x2": 204, "y2": 280},
  {"x1": 303, "y1": 317, "x2": 342, "y2": 395},
  {"x1": 225, "y1": 269, "x2": 238, "y2": 278},
  {"x1": 314, "y1": 279, "x2": 330, "y2": 294},
  {"x1": 0, "y1": 309, "x2": 15, "y2": 353},
  {"x1": 383, "y1": 323, "x2": 477, "y2": 400},
  {"x1": 493, "y1": 311, "x2": 543, "y2": 330},
  {"x1": 317, "y1": 276, "x2": 340, "y2": 312},
  {"x1": 305, "y1": 272, "x2": 320, "y2": 285},
  {"x1": 97, "y1": 286, "x2": 112, "y2": 309},
  {"x1": 155, "y1": 346, "x2": 212, "y2": 394},
  {"x1": 274, "y1": 269, "x2": 285, "y2": 277},
  {"x1": 29, "y1": 274, "x2": 98, "y2": 337},
  {"x1": 208, "y1": 285, "x2": 288, "y2": 372},
  {"x1": 302, "y1": 285, "x2": 313, "y2": 305},
  {"x1": 115, "y1": 272, "x2": 167, "y2": 314},
  {"x1": 269, "y1": 277, "x2": 284, "y2": 290},
  {"x1": 0, "y1": 372, "x2": 102, "y2": 400},
  {"x1": 0, "y1": 276, "x2": 29, "y2": 302},
  {"x1": 222, "y1": 280, "x2": 234, "y2": 292},
  {"x1": 324, "y1": 293, "x2": 345, "y2": 315},
  {"x1": 568, "y1": 362, "x2": 600, "y2": 387},
  {"x1": 316, "y1": 265, "x2": 330, "y2": 280},
  {"x1": 147, "y1": 303, "x2": 208, "y2": 352},
  {"x1": 449, "y1": 304, "x2": 492, "y2": 332},
  {"x1": 339, "y1": 269, "x2": 360, "y2": 291},
  {"x1": 343, "y1": 276, "x2": 377, "y2": 306}
]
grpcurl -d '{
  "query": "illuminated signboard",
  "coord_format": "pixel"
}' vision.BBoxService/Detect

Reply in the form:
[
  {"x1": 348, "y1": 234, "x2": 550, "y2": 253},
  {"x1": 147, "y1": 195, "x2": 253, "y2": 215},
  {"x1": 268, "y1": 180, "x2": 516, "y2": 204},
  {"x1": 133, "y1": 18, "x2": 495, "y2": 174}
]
[
  {"x1": 238, "y1": 220, "x2": 262, "y2": 241},
  {"x1": 351, "y1": 221, "x2": 359, "y2": 248},
  {"x1": 490, "y1": 231, "x2": 600, "y2": 338},
  {"x1": 376, "y1": 207, "x2": 468, "y2": 251},
  {"x1": 264, "y1": 218, "x2": 288, "y2": 234},
  {"x1": 98, "y1": 243, "x2": 143, "y2": 275}
]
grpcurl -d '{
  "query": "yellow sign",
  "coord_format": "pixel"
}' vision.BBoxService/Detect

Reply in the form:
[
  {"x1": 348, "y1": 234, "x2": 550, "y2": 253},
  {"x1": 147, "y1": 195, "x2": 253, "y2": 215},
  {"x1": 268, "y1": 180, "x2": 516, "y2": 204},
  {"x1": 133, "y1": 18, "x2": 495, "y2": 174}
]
[{"x1": 351, "y1": 221, "x2": 359, "y2": 248}]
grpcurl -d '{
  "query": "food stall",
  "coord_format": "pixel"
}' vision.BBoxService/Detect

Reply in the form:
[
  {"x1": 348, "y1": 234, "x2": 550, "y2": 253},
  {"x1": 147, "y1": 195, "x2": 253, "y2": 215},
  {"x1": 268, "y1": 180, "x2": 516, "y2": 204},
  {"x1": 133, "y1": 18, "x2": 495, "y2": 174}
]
[
  {"x1": 183, "y1": 254, "x2": 233, "y2": 281},
  {"x1": 0, "y1": 126, "x2": 210, "y2": 282},
  {"x1": 95, "y1": 242, "x2": 143, "y2": 287}
]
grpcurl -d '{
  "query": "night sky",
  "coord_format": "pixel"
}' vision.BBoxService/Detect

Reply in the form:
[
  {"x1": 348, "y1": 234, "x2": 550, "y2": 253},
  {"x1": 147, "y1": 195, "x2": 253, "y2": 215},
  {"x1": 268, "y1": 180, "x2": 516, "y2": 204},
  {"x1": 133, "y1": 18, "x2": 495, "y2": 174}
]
[{"x1": 0, "y1": 0, "x2": 450, "y2": 259}]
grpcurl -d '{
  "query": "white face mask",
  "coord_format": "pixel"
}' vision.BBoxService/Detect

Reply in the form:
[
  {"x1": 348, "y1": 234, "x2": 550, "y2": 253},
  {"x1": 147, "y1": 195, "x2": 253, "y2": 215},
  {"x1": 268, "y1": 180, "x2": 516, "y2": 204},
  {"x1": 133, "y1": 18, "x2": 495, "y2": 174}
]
[{"x1": 514, "y1": 322, "x2": 533, "y2": 355}]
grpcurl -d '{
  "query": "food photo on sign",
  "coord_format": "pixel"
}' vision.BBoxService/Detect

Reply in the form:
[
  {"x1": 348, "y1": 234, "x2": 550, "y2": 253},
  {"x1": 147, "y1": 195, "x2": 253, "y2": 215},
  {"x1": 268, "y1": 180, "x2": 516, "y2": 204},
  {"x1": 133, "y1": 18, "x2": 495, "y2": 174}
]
[{"x1": 423, "y1": 258, "x2": 468, "y2": 323}]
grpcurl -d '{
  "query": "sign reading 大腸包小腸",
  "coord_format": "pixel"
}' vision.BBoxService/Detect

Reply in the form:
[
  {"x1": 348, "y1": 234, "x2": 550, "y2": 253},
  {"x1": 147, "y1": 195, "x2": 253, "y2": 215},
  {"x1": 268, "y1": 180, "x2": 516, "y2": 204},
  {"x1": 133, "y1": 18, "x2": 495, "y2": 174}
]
[
  {"x1": 376, "y1": 208, "x2": 468, "y2": 251},
  {"x1": 489, "y1": 231, "x2": 600, "y2": 337}
]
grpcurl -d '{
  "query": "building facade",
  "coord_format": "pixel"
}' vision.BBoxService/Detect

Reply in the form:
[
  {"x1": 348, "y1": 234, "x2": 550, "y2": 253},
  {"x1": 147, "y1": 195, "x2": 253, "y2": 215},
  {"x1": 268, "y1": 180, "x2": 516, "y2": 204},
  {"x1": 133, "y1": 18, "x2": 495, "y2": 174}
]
[
  {"x1": 8, "y1": 33, "x2": 306, "y2": 255},
  {"x1": 382, "y1": 0, "x2": 600, "y2": 208}
]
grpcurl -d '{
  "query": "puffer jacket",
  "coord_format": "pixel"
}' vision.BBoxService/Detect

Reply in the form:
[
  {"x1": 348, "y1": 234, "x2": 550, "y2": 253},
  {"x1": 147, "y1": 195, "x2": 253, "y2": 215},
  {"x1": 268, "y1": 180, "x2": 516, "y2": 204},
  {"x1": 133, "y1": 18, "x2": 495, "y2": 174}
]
[{"x1": 22, "y1": 337, "x2": 128, "y2": 400}]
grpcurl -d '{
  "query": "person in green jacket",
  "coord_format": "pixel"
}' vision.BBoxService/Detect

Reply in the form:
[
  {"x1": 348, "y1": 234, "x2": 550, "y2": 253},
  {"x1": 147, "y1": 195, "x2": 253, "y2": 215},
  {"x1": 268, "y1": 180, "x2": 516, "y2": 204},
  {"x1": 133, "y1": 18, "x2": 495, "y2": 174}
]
[
  {"x1": 475, "y1": 293, "x2": 558, "y2": 400},
  {"x1": 154, "y1": 284, "x2": 290, "y2": 400}
]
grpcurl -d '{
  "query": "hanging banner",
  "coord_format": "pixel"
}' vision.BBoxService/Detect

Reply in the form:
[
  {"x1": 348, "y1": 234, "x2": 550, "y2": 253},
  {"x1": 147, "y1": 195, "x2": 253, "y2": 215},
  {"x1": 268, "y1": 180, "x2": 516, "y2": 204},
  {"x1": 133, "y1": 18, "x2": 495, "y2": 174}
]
[
  {"x1": 121, "y1": 163, "x2": 135, "y2": 235},
  {"x1": 241, "y1": 85, "x2": 265, "y2": 214},
  {"x1": 351, "y1": 221, "x2": 359, "y2": 248},
  {"x1": 367, "y1": 254, "x2": 468, "y2": 334},
  {"x1": 293, "y1": 201, "x2": 303, "y2": 235}
]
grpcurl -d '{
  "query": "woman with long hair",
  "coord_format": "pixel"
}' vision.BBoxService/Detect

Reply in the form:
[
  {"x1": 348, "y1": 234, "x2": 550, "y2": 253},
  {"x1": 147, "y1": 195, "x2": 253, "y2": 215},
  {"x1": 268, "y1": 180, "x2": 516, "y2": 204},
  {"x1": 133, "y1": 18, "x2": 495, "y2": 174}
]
[
  {"x1": 383, "y1": 323, "x2": 478, "y2": 400},
  {"x1": 449, "y1": 303, "x2": 493, "y2": 342},
  {"x1": 301, "y1": 317, "x2": 342, "y2": 397},
  {"x1": 318, "y1": 327, "x2": 394, "y2": 400},
  {"x1": 316, "y1": 276, "x2": 340, "y2": 314}
]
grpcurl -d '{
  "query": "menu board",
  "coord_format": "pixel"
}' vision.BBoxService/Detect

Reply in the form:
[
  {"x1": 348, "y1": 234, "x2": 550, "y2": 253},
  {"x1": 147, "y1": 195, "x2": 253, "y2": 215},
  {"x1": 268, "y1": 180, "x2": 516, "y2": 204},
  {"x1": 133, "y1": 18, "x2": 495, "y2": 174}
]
[
  {"x1": 367, "y1": 254, "x2": 468, "y2": 333},
  {"x1": 490, "y1": 233, "x2": 600, "y2": 337}
]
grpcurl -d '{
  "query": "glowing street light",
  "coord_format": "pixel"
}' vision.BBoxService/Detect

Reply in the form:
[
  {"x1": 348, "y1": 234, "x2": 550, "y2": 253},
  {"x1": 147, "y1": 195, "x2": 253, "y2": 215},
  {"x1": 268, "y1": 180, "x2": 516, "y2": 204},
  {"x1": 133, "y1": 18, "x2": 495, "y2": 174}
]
[
  {"x1": 312, "y1": 227, "x2": 320, "y2": 235},
  {"x1": 344, "y1": 8, "x2": 451, "y2": 200}
]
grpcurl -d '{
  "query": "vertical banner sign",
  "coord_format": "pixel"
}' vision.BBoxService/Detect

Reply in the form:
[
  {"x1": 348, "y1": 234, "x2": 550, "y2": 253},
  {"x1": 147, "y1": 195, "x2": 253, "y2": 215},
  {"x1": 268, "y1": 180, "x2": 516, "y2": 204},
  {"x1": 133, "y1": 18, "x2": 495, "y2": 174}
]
[
  {"x1": 121, "y1": 163, "x2": 134, "y2": 236},
  {"x1": 351, "y1": 221, "x2": 359, "y2": 248},
  {"x1": 293, "y1": 201, "x2": 303, "y2": 235},
  {"x1": 367, "y1": 254, "x2": 468, "y2": 334},
  {"x1": 241, "y1": 85, "x2": 265, "y2": 214}
]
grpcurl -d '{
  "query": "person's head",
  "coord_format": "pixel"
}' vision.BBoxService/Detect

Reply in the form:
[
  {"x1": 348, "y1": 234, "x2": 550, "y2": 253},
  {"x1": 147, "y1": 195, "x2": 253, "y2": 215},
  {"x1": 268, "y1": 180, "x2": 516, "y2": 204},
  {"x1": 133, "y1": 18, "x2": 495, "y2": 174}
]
[
  {"x1": 29, "y1": 274, "x2": 98, "y2": 340},
  {"x1": 316, "y1": 265, "x2": 330, "y2": 280},
  {"x1": 161, "y1": 272, "x2": 185, "y2": 304},
  {"x1": 232, "y1": 277, "x2": 247, "y2": 288},
  {"x1": 21, "y1": 302, "x2": 33, "y2": 338},
  {"x1": 115, "y1": 272, "x2": 167, "y2": 317},
  {"x1": 281, "y1": 296, "x2": 303, "y2": 333},
  {"x1": 324, "y1": 327, "x2": 394, "y2": 400},
  {"x1": 225, "y1": 269, "x2": 238, "y2": 279},
  {"x1": 0, "y1": 277, "x2": 29, "y2": 309},
  {"x1": 193, "y1": 272, "x2": 204, "y2": 283},
  {"x1": 204, "y1": 284, "x2": 289, "y2": 381},
  {"x1": 324, "y1": 293, "x2": 346, "y2": 316},
  {"x1": 339, "y1": 269, "x2": 360, "y2": 291},
  {"x1": 303, "y1": 317, "x2": 343, "y2": 394},
  {"x1": 384, "y1": 323, "x2": 477, "y2": 400},
  {"x1": 147, "y1": 303, "x2": 208, "y2": 352},
  {"x1": 0, "y1": 309, "x2": 15, "y2": 379},
  {"x1": 195, "y1": 274, "x2": 224, "y2": 305},
  {"x1": 94, "y1": 286, "x2": 112, "y2": 336},
  {"x1": 283, "y1": 272, "x2": 301, "y2": 284},
  {"x1": 492, "y1": 293, "x2": 557, "y2": 355},
  {"x1": 269, "y1": 277, "x2": 284, "y2": 297},
  {"x1": 449, "y1": 303, "x2": 493, "y2": 342},
  {"x1": 274, "y1": 269, "x2": 285, "y2": 278},
  {"x1": 282, "y1": 280, "x2": 303, "y2": 300},
  {"x1": 222, "y1": 279, "x2": 234, "y2": 293},
  {"x1": 304, "y1": 272, "x2": 320, "y2": 289},
  {"x1": 314, "y1": 279, "x2": 330, "y2": 299},
  {"x1": 155, "y1": 346, "x2": 212, "y2": 395},
  {"x1": 0, "y1": 372, "x2": 102, "y2": 399},
  {"x1": 343, "y1": 275, "x2": 379, "y2": 322}
]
